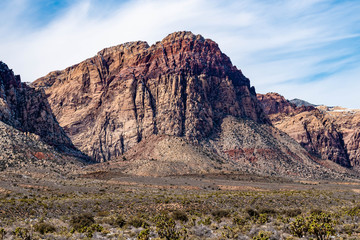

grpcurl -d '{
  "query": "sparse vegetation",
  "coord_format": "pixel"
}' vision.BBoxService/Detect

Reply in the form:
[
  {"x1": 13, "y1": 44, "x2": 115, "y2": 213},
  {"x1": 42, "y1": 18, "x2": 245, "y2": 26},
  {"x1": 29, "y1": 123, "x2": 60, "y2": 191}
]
[
  {"x1": 0, "y1": 173, "x2": 359, "y2": 239},
  {"x1": 34, "y1": 222, "x2": 56, "y2": 234}
]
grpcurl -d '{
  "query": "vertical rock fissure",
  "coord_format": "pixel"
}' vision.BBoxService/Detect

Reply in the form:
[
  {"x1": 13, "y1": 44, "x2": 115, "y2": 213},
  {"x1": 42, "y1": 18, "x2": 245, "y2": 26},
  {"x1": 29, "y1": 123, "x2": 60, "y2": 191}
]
[
  {"x1": 142, "y1": 77, "x2": 158, "y2": 134},
  {"x1": 130, "y1": 74, "x2": 142, "y2": 142},
  {"x1": 336, "y1": 130, "x2": 351, "y2": 167},
  {"x1": 180, "y1": 72, "x2": 187, "y2": 137},
  {"x1": 303, "y1": 121, "x2": 315, "y2": 153}
]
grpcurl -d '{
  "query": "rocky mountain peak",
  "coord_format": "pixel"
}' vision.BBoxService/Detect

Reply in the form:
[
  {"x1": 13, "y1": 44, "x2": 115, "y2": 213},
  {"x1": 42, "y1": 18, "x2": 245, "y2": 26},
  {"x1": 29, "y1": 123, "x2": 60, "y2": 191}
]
[
  {"x1": 33, "y1": 32, "x2": 268, "y2": 162},
  {"x1": 0, "y1": 61, "x2": 22, "y2": 89}
]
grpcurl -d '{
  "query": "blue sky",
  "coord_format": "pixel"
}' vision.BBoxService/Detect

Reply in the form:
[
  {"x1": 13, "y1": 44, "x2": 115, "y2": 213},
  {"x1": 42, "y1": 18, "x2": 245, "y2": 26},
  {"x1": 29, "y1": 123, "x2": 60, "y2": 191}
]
[{"x1": 1, "y1": 0, "x2": 360, "y2": 108}]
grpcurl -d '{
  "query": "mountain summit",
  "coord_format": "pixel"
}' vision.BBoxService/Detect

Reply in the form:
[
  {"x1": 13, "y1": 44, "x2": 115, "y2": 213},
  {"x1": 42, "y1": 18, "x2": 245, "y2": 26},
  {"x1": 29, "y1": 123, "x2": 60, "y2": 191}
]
[{"x1": 33, "y1": 31, "x2": 268, "y2": 162}]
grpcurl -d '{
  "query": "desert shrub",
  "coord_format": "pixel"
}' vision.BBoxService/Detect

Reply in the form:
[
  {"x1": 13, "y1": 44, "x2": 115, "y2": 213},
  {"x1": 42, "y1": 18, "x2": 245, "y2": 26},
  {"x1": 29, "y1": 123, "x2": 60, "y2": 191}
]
[
  {"x1": 233, "y1": 216, "x2": 246, "y2": 225},
  {"x1": 114, "y1": 215, "x2": 126, "y2": 227},
  {"x1": 310, "y1": 209, "x2": 323, "y2": 215},
  {"x1": 155, "y1": 214, "x2": 180, "y2": 240},
  {"x1": 14, "y1": 227, "x2": 31, "y2": 240},
  {"x1": 70, "y1": 213, "x2": 95, "y2": 231},
  {"x1": 289, "y1": 212, "x2": 335, "y2": 240},
  {"x1": 84, "y1": 224, "x2": 104, "y2": 238},
  {"x1": 172, "y1": 210, "x2": 188, "y2": 222},
  {"x1": 289, "y1": 215, "x2": 308, "y2": 237},
  {"x1": 0, "y1": 228, "x2": 5, "y2": 240},
  {"x1": 341, "y1": 223, "x2": 357, "y2": 235},
  {"x1": 252, "y1": 231, "x2": 272, "y2": 240},
  {"x1": 307, "y1": 212, "x2": 335, "y2": 240},
  {"x1": 199, "y1": 216, "x2": 212, "y2": 225},
  {"x1": 283, "y1": 209, "x2": 301, "y2": 218},
  {"x1": 137, "y1": 228, "x2": 150, "y2": 240},
  {"x1": 34, "y1": 222, "x2": 56, "y2": 234},
  {"x1": 222, "y1": 226, "x2": 239, "y2": 239},
  {"x1": 246, "y1": 208, "x2": 259, "y2": 219},
  {"x1": 346, "y1": 205, "x2": 360, "y2": 217},
  {"x1": 128, "y1": 216, "x2": 148, "y2": 228},
  {"x1": 259, "y1": 207, "x2": 277, "y2": 215},
  {"x1": 212, "y1": 209, "x2": 230, "y2": 219},
  {"x1": 257, "y1": 213, "x2": 269, "y2": 224}
]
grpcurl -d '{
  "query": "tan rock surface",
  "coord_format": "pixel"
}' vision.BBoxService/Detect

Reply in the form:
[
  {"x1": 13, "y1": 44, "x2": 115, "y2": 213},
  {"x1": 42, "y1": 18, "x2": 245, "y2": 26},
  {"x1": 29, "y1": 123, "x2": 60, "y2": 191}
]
[{"x1": 257, "y1": 93, "x2": 360, "y2": 170}]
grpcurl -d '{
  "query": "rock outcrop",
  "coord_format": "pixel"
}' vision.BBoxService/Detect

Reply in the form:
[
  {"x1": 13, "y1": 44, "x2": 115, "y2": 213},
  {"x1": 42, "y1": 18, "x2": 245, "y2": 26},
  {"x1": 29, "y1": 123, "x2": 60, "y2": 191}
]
[
  {"x1": 33, "y1": 31, "x2": 268, "y2": 162},
  {"x1": 0, "y1": 61, "x2": 87, "y2": 172},
  {"x1": 257, "y1": 93, "x2": 360, "y2": 170},
  {"x1": 0, "y1": 61, "x2": 77, "y2": 152}
]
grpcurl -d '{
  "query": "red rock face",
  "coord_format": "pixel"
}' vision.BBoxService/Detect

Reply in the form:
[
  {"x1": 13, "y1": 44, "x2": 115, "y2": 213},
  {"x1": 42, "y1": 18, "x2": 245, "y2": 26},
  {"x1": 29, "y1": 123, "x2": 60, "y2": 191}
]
[
  {"x1": 257, "y1": 92, "x2": 315, "y2": 117},
  {"x1": 257, "y1": 92, "x2": 360, "y2": 169},
  {"x1": 33, "y1": 31, "x2": 268, "y2": 162}
]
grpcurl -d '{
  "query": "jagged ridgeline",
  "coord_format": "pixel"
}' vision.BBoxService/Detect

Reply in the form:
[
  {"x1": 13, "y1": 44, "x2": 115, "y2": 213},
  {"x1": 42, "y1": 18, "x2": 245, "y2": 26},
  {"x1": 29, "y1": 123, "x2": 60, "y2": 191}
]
[{"x1": 32, "y1": 31, "x2": 356, "y2": 178}]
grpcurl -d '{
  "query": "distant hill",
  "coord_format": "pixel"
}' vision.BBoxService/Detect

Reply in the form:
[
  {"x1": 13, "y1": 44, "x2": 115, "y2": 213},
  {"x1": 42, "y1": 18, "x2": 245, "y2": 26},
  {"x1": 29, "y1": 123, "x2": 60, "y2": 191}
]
[{"x1": 289, "y1": 98, "x2": 317, "y2": 107}]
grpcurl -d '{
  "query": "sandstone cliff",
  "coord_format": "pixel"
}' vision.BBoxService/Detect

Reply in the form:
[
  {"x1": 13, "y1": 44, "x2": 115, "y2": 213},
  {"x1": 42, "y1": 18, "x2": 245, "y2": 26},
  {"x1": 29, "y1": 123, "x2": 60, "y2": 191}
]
[
  {"x1": 0, "y1": 61, "x2": 87, "y2": 172},
  {"x1": 257, "y1": 93, "x2": 360, "y2": 170},
  {"x1": 33, "y1": 31, "x2": 268, "y2": 162}
]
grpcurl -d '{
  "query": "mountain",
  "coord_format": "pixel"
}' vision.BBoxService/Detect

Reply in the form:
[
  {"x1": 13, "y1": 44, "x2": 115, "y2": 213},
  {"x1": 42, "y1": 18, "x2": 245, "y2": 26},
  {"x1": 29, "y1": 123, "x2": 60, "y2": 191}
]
[
  {"x1": 33, "y1": 31, "x2": 353, "y2": 178},
  {"x1": 289, "y1": 98, "x2": 317, "y2": 107},
  {"x1": 32, "y1": 31, "x2": 268, "y2": 162},
  {"x1": 0, "y1": 61, "x2": 87, "y2": 172},
  {"x1": 257, "y1": 92, "x2": 360, "y2": 171}
]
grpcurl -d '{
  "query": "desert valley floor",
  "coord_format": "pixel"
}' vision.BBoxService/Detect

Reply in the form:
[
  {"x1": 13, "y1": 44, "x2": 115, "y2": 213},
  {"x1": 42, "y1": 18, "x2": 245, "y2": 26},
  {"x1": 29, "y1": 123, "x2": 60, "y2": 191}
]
[{"x1": 0, "y1": 171, "x2": 359, "y2": 239}]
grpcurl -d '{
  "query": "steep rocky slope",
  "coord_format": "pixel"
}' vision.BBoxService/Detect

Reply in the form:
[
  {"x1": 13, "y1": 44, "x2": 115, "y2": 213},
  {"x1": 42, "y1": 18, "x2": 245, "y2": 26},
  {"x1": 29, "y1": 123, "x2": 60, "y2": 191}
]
[
  {"x1": 0, "y1": 61, "x2": 87, "y2": 172},
  {"x1": 257, "y1": 93, "x2": 360, "y2": 171},
  {"x1": 0, "y1": 61, "x2": 79, "y2": 153},
  {"x1": 0, "y1": 121, "x2": 84, "y2": 173},
  {"x1": 33, "y1": 32, "x2": 354, "y2": 178}
]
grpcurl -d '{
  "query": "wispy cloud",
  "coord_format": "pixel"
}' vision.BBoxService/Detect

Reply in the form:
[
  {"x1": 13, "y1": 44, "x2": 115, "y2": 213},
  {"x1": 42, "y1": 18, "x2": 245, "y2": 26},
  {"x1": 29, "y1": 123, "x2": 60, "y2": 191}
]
[{"x1": 0, "y1": 0, "x2": 359, "y2": 108}]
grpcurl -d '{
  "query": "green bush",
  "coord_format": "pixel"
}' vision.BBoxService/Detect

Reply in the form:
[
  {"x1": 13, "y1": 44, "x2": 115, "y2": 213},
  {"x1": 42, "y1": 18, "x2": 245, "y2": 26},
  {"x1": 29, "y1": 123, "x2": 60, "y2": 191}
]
[
  {"x1": 233, "y1": 216, "x2": 246, "y2": 225},
  {"x1": 34, "y1": 222, "x2": 56, "y2": 234},
  {"x1": 114, "y1": 215, "x2": 126, "y2": 227},
  {"x1": 346, "y1": 205, "x2": 360, "y2": 217},
  {"x1": 155, "y1": 214, "x2": 180, "y2": 240},
  {"x1": 283, "y1": 209, "x2": 302, "y2": 218},
  {"x1": 289, "y1": 212, "x2": 335, "y2": 240},
  {"x1": 70, "y1": 213, "x2": 95, "y2": 231},
  {"x1": 252, "y1": 231, "x2": 272, "y2": 240},
  {"x1": 172, "y1": 210, "x2": 188, "y2": 222},
  {"x1": 212, "y1": 209, "x2": 230, "y2": 219},
  {"x1": 0, "y1": 228, "x2": 6, "y2": 240},
  {"x1": 128, "y1": 217, "x2": 148, "y2": 228},
  {"x1": 289, "y1": 215, "x2": 308, "y2": 237},
  {"x1": 246, "y1": 208, "x2": 259, "y2": 219},
  {"x1": 14, "y1": 227, "x2": 31, "y2": 240},
  {"x1": 307, "y1": 212, "x2": 335, "y2": 240},
  {"x1": 84, "y1": 224, "x2": 104, "y2": 238},
  {"x1": 257, "y1": 213, "x2": 269, "y2": 224},
  {"x1": 259, "y1": 207, "x2": 277, "y2": 215},
  {"x1": 137, "y1": 228, "x2": 150, "y2": 240}
]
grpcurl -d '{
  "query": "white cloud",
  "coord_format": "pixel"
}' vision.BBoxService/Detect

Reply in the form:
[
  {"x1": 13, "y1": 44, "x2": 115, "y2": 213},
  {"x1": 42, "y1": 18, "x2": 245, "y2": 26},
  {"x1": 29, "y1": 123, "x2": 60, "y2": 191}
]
[{"x1": 0, "y1": 0, "x2": 359, "y2": 108}]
